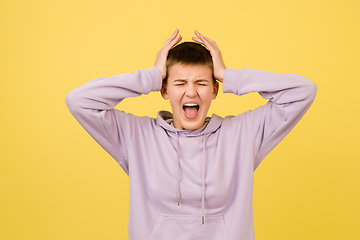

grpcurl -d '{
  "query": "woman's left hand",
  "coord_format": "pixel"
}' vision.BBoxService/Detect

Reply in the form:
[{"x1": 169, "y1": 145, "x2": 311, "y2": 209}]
[{"x1": 192, "y1": 31, "x2": 226, "y2": 82}]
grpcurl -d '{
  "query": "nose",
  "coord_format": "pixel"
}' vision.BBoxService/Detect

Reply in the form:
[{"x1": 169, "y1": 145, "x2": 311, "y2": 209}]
[{"x1": 185, "y1": 83, "x2": 197, "y2": 98}]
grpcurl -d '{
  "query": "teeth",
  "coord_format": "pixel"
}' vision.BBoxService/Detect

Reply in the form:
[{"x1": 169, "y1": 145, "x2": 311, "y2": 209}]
[{"x1": 183, "y1": 103, "x2": 198, "y2": 107}]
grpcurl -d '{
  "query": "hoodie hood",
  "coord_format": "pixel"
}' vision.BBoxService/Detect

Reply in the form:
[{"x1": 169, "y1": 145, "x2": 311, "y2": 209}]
[
  {"x1": 156, "y1": 110, "x2": 224, "y2": 224},
  {"x1": 157, "y1": 110, "x2": 223, "y2": 135}
]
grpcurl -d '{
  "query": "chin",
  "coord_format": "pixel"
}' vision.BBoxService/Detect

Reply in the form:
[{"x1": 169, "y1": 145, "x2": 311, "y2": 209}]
[
  {"x1": 182, "y1": 120, "x2": 204, "y2": 131},
  {"x1": 173, "y1": 111, "x2": 207, "y2": 130}
]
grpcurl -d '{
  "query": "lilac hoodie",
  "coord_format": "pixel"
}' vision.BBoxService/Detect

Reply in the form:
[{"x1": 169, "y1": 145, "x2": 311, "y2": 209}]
[{"x1": 66, "y1": 67, "x2": 316, "y2": 240}]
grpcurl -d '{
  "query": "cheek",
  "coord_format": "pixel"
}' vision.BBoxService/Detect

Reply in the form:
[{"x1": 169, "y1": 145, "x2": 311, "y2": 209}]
[
  {"x1": 200, "y1": 89, "x2": 215, "y2": 102},
  {"x1": 168, "y1": 92, "x2": 183, "y2": 108}
]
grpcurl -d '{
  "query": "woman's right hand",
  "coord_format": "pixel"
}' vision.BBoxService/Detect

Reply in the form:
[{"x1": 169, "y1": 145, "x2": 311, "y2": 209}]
[{"x1": 154, "y1": 29, "x2": 182, "y2": 80}]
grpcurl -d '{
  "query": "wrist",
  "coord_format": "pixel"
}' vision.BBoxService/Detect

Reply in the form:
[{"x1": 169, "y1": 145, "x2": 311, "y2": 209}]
[
  {"x1": 215, "y1": 68, "x2": 225, "y2": 83},
  {"x1": 148, "y1": 67, "x2": 163, "y2": 91},
  {"x1": 154, "y1": 65, "x2": 166, "y2": 80}
]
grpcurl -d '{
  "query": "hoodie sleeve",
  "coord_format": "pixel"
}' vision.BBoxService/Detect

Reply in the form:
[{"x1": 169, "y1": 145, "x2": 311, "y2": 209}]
[
  {"x1": 222, "y1": 68, "x2": 317, "y2": 170},
  {"x1": 65, "y1": 67, "x2": 162, "y2": 173}
]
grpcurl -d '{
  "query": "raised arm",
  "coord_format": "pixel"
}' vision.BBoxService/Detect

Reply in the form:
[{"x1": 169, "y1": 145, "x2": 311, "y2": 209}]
[
  {"x1": 223, "y1": 67, "x2": 317, "y2": 169},
  {"x1": 66, "y1": 67, "x2": 162, "y2": 171},
  {"x1": 193, "y1": 31, "x2": 317, "y2": 169},
  {"x1": 66, "y1": 30, "x2": 181, "y2": 172}
]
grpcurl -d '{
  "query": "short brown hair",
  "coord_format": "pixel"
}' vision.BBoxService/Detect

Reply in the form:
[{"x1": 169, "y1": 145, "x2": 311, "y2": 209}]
[{"x1": 163, "y1": 42, "x2": 216, "y2": 85}]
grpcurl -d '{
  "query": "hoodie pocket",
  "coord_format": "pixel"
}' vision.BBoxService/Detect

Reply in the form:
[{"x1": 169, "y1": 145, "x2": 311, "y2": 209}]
[{"x1": 148, "y1": 214, "x2": 231, "y2": 240}]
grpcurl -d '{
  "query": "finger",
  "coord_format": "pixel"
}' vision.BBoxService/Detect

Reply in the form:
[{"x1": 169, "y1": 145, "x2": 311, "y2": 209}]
[
  {"x1": 199, "y1": 34, "x2": 214, "y2": 47},
  {"x1": 168, "y1": 29, "x2": 179, "y2": 42},
  {"x1": 174, "y1": 34, "x2": 182, "y2": 44},
  {"x1": 203, "y1": 36, "x2": 218, "y2": 48},
  {"x1": 198, "y1": 34, "x2": 220, "y2": 53},
  {"x1": 194, "y1": 30, "x2": 209, "y2": 42},
  {"x1": 194, "y1": 30, "x2": 205, "y2": 44},
  {"x1": 194, "y1": 30, "x2": 202, "y2": 39},
  {"x1": 193, "y1": 31, "x2": 209, "y2": 47},
  {"x1": 196, "y1": 31, "x2": 218, "y2": 47},
  {"x1": 167, "y1": 34, "x2": 182, "y2": 50},
  {"x1": 195, "y1": 30, "x2": 215, "y2": 43},
  {"x1": 192, "y1": 37, "x2": 204, "y2": 44},
  {"x1": 164, "y1": 29, "x2": 180, "y2": 48},
  {"x1": 194, "y1": 30, "x2": 213, "y2": 49}
]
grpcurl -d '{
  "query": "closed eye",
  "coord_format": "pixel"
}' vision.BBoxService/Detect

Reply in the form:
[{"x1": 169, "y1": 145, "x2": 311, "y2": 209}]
[
  {"x1": 196, "y1": 80, "x2": 209, "y2": 86},
  {"x1": 173, "y1": 80, "x2": 187, "y2": 86}
]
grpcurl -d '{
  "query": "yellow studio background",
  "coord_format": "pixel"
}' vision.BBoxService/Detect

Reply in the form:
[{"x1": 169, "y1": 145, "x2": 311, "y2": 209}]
[{"x1": 0, "y1": 0, "x2": 359, "y2": 239}]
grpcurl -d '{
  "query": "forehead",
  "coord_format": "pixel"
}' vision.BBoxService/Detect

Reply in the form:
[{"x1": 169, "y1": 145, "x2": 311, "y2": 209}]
[{"x1": 167, "y1": 64, "x2": 213, "y2": 81}]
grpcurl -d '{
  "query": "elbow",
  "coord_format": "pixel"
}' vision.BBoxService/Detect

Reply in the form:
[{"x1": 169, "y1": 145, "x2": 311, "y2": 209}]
[
  {"x1": 305, "y1": 79, "x2": 317, "y2": 103},
  {"x1": 287, "y1": 74, "x2": 317, "y2": 102},
  {"x1": 295, "y1": 74, "x2": 317, "y2": 102},
  {"x1": 293, "y1": 75, "x2": 317, "y2": 105},
  {"x1": 65, "y1": 89, "x2": 81, "y2": 114}
]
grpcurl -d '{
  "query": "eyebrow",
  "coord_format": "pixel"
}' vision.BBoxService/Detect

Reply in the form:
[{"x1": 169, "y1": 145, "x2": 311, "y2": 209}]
[
  {"x1": 195, "y1": 79, "x2": 210, "y2": 83},
  {"x1": 173, "y1": 79, "x2": 210, "y2": 83},
  {"x1": 173, "y1": 79, "x2": 187, "y2": 82}
]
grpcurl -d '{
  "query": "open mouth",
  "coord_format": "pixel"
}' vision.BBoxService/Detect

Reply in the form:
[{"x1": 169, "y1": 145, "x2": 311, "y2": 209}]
[{"x1": 182, "y1": 103, "x2": 200, "y2": 119}]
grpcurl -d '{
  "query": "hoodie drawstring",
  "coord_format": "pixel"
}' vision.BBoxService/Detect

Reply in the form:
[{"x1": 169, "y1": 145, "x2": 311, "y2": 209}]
[
  {"x1": 176, "y1": 132, "x2": 181, "y2": 206},
  {"x1": 201, "y1": 134, "x2": 207, "y2": 225},
  {"x1": 175, "y1": 132, "x2": 208, "y2": 225}
]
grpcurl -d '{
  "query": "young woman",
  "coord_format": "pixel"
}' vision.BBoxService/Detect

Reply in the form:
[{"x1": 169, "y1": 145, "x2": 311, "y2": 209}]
[{"x1": 66, "y1": 30, "x2": 316, "y2": 240}]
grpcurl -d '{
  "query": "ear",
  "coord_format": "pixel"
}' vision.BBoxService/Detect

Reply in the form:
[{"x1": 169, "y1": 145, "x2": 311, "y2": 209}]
[
  {"x1": 212, "y1": 81, "x2": 219, "y2": 100},
  {"x1": 161, "y1": 84, "x2": 169, "y2": 100}
]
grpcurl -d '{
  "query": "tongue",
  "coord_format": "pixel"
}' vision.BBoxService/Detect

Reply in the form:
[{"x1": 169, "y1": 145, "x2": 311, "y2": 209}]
[{"x1": 184, "y1": 106, "x2": 198, "y2": 118}]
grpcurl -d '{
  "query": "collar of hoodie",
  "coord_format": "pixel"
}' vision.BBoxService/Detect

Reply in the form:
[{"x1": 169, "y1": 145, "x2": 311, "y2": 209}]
[{"x1": 157, "y1": 111, "x2": 223, "y2": 225}]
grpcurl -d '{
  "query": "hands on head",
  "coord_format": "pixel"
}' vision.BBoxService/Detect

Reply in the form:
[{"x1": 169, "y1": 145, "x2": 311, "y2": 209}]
[
  {"x1": 154, "y1": 30, "x2": 226, "y2": 82},
  {"x1": 192, "y1": 31, "x2": 226, "y2": 82},
  {"x1": 154, "y1": 29, "x2": 182, "y2": 80}
]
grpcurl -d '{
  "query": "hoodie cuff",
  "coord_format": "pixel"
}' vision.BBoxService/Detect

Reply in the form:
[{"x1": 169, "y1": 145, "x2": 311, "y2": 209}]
[
  {"x1": 222, "y1": 67, "x2": 240, "y2": 95},
  {"x1": 147, "y1": 66, "x2": 163, "y2": 92}
]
